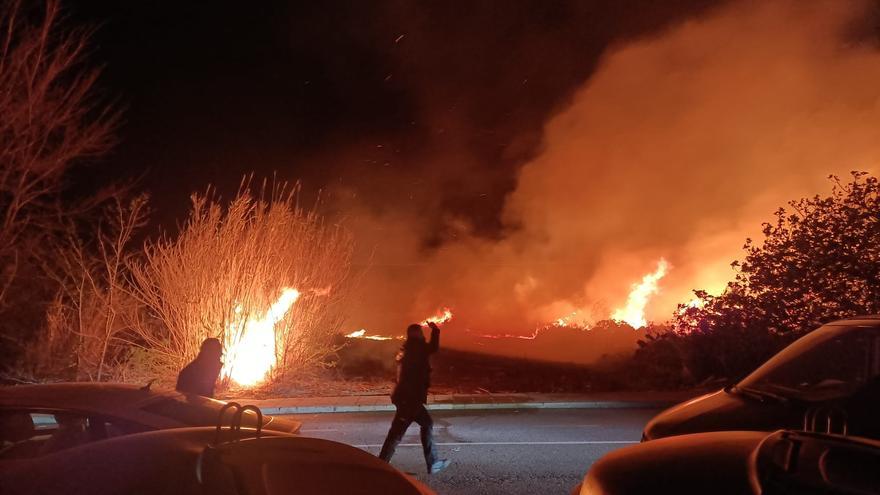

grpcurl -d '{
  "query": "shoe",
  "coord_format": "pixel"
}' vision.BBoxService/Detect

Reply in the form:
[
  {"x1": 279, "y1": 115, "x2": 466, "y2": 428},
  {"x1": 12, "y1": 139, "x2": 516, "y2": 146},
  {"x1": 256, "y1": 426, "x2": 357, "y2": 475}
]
[{"x1": 429, "y1": 459, "x2": 450, "y2": 474}]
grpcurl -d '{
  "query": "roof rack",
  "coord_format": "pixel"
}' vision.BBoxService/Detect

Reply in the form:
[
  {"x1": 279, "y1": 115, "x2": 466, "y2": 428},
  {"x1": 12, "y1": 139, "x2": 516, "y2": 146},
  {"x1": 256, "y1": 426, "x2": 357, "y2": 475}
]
[
  {"x1": 803, "y1": 405, "x2": 848, "y2": 436},
  {"x1": 197, "y1": 402, "x2": 265, "y2": 486},
  {"x1": 213, "y1": 402, "x2": 263, "y2": 445}
]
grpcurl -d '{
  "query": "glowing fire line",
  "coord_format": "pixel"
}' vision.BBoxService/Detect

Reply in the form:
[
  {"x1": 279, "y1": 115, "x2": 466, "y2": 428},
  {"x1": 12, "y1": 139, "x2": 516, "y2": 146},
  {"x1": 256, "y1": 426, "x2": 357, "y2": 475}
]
[
  {"x1": 469, "y1": 328, "x2": 542, "y2": 340},
  {"x1": 346, "y1": 307, "x2": 454, "y2": 342},
  {"x1": 345, "y1": 329, "x2": 394, "y2": 341},
  {"x1": 467, "y1": 310, "x2": 588, "y2": 341}
]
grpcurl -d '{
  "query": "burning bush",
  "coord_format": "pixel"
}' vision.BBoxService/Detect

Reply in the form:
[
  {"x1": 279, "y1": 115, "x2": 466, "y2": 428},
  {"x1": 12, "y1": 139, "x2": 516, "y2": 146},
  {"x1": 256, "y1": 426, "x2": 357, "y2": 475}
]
[{"x1": 129, "y1": 181, "x2": 353, "y2": 388}]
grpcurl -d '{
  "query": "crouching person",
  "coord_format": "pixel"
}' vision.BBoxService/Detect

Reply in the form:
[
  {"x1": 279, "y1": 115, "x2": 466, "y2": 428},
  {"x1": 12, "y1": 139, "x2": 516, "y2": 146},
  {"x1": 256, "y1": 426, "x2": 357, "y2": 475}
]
[{"x1": 176, "y1": 337, "x2": 223, "y2": 398}]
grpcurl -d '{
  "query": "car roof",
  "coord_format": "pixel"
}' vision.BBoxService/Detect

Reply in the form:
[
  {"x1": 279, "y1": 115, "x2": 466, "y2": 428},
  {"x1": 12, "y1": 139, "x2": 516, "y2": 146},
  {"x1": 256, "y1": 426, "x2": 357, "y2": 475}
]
[
  {"x1": 0, "y1": 427, "x2": 431, "y2": 495},
  {"x1": 0, "y1": 427, "x2": 275, "y2": 495},
  {"x1": 826, "y1": 315, "x2": 880, "y2": 326},
  {"x1": 0, "y1": 382, "x2": 179, "y2": 412},
  {"x1": 209, "y1": 435, "x2": 433, "y2": 494},
  {"x1": 0, "y1": 382, "x2": 302, "y2": 433}
]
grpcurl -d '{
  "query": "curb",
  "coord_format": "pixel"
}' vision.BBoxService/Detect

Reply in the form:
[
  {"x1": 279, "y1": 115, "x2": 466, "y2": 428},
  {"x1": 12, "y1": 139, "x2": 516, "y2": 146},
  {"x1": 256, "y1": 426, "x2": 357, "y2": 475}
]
[{"x1": 260, "y1": 400, "x2": 674, "y2": 415}]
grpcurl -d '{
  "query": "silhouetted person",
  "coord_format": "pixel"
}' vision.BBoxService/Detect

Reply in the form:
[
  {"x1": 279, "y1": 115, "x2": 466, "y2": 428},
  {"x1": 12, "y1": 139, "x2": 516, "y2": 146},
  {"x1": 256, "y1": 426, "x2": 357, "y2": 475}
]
[
  {"x1": 378, "y1": 322, "x2": 450, "y2": 474},
  {"x1": 176, "y1": 338, "x2": 223, "y2": 397}
]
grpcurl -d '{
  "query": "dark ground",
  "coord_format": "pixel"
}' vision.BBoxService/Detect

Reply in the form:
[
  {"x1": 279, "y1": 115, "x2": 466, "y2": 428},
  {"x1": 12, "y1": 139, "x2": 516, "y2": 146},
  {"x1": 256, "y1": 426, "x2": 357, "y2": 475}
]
[
  {"x1": 221, "y1": 335, "x2": 694, "y2": 400},
  {"x1": 285, "y1": 407, "x2": 660, "y2": 495},
  {"x1": 323, "y1": 337, "x2": 646, "y2": 394}
]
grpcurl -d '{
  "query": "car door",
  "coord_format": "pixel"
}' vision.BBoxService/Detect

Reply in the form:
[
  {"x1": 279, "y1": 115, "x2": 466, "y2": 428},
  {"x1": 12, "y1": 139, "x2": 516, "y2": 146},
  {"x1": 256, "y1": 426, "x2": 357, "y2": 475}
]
[{"x1": 0, "y1": 408, "x2": 149, "y2": 460}]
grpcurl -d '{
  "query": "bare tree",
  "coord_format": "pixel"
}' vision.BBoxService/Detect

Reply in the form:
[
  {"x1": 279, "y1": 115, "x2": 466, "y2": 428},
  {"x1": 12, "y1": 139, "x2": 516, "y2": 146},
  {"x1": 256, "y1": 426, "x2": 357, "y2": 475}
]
[
  {"x1": 0, "y1": 0, "x2": 120, "y2": 376},
  {"x1": 0, "y1": 0, "x2": 119, "y2": 306}
]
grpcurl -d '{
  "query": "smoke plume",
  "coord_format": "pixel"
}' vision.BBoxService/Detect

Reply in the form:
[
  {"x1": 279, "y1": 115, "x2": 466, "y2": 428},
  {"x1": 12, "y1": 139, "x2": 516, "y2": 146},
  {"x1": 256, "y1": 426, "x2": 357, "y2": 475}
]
[{"x1": 344, "y1": 0, "x2": 880, "y2": 361}]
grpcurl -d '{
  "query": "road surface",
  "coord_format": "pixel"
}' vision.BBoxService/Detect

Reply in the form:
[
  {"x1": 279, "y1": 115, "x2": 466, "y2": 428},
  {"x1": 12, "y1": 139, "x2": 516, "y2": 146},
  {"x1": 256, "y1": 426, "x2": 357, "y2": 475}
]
[{"x1": 285, "y1": 407, "x2": 662, "y2": 495}]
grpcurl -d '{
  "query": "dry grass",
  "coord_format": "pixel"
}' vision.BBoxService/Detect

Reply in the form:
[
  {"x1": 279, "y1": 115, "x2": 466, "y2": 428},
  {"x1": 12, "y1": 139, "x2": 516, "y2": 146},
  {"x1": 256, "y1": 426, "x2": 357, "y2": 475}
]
[{"x1": 128, "y1": 179, "x2": 354, "y2": 388}]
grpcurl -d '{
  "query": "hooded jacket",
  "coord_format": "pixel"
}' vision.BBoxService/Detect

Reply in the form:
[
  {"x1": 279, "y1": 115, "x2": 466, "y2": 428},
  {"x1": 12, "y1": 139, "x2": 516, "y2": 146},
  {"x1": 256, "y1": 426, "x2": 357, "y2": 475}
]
[{"x1": 391, "y1": 326, "x2": 440, "y2": 405}]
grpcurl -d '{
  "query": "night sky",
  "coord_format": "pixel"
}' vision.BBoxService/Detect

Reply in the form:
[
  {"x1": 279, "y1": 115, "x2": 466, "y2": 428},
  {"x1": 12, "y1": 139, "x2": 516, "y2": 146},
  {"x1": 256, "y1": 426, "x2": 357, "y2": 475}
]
[{"x1": 71, "y1": 0, "x2": 719, "y2": 235}]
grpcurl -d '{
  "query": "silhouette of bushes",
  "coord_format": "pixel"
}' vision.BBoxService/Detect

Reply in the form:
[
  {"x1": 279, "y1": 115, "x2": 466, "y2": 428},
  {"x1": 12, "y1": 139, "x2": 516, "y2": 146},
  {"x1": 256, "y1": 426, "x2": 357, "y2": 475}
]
[{"x1": 636, "y1": 172, "x2": 880, "y2": 386}]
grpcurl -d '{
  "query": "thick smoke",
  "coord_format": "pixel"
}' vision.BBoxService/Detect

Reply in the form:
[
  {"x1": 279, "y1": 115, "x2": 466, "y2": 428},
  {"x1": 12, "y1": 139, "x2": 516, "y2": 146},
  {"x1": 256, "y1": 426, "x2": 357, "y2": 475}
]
[{"x1": 345, "y1": 0, "x2": 880, "y2": 360}]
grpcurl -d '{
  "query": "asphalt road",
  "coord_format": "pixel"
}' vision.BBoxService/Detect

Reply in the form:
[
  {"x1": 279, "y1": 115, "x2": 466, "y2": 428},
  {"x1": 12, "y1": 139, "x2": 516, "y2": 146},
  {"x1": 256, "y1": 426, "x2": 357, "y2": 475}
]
[{"x1": 285, "y1": 407, "x2": 662, "y2": 495}]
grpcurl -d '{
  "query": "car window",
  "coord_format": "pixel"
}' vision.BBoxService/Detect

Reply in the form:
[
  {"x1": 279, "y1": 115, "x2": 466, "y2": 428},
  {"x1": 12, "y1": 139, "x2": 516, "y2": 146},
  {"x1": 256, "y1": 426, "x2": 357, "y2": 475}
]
[
  {"x1": 739, "y1": 325, "x2": 880, "y2": 401},
  {"x1": 30, "y1": 412, "x2": 57, "y2": 430},
  {"x1": 0, "y1": 410, "x2": 147, "y2": 460},
  {"x1": 141, "y1": 395, "x2": 264, "y2": 428}
]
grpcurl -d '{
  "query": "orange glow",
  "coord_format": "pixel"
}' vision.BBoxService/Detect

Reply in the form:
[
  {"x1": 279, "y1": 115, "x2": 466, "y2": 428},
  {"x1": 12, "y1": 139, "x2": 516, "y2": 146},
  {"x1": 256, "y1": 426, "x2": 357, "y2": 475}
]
[
  {"x1": 469, "y1": 327, "x2": 542, "y2": 340},
  {"x1": 551, "y1": 311, "x2": 586, "y2": 328},
  {"x1": 468, "y1": 311, "x2": 585, "y2": 341},
  {"x1": 420, "y1": 307, "x2": 454, "y2": 326},
  {"x1": 684, "y1": 297, "x2": 704, "y2": 309},
  {"x1": 611, "y1": 259, "x2": 669, "y2": 328},
  {"x1": 222, "y1": 288, "x2": 300, "y2": 387},
  {"x1": 674, "y1": 296, "x2": 706, "y2": 318}
]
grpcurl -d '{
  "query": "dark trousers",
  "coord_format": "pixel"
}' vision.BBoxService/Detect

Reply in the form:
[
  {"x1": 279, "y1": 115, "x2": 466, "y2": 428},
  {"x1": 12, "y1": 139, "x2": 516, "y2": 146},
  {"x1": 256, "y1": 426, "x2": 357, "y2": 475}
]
[{"x1": 378, "y1": 402, "x2": 438, "y2": 469}]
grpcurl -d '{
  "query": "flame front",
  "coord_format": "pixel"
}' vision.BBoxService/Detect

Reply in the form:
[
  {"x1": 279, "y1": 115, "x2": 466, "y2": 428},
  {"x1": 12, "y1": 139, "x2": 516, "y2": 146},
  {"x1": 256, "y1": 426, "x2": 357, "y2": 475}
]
[
  {"x1": 345, "y1": 307, "x2": 454, "y2": 342},
  {"x1": 611, "y1": 259, "x2": 669, "y2": 328},
  {"x1": 223, "y1": 288, "x2": 300, "y2": 386},
  {"x1": 420, "y1": 307, "x2": 453, "y2": 326}
]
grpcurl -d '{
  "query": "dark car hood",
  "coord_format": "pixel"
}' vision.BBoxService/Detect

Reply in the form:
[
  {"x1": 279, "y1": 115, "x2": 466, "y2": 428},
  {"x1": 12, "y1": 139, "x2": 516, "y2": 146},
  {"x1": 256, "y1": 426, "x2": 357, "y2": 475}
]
[
  {"x1": 262, "y1": 415, "x2": 302, "y2": 434},
  {"x1": 643, "y1": 388, "x2": 801, "y2": 440},
  {"x1": 581, "y1": 430, "x2": 880, "y2": 495},
  {"x1": 581, "y1": 430, "x2": 766, "y2": 495}
]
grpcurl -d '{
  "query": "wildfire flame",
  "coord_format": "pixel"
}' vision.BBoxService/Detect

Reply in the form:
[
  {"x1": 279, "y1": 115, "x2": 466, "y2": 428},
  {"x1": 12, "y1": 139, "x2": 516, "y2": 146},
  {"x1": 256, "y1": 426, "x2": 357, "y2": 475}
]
[
  {"x1": 469, "y1": 311, "x2": 585, "y2": 341},
  {"x1": 420, "y1": 307, "x2": 453, "y2": 326},
  {"x1": 345, "y1": 329, "x2": 394, "y2": 341},
  {"x1": 611, "y1": 258, "x2": 670, "y2": 328},
  {"x1": 222, "y1": 287, "x2": 300, "y2": 387},
  {"x1": 551, "y1": 311, "x2": 587, "y2": 328},
  {"x1": 345, "y1": 307, "x2": 453, "y2": 342}
]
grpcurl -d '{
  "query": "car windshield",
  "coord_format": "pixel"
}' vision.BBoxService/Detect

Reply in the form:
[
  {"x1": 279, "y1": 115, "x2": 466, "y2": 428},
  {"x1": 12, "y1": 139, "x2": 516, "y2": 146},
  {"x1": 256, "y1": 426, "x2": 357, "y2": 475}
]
[
  {"x1": 141, "y1": 394, "x2": 265, "y2": 428},
  {"x1": 737, "y1": 325, "x2": 880, "y2": 401}
]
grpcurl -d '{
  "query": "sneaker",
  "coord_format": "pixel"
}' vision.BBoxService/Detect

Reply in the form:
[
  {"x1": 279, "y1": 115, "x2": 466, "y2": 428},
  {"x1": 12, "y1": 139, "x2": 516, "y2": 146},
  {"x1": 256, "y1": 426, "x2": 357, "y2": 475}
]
[{"x1": 429, "y1": 459, "x2": 450, "y2": 474}]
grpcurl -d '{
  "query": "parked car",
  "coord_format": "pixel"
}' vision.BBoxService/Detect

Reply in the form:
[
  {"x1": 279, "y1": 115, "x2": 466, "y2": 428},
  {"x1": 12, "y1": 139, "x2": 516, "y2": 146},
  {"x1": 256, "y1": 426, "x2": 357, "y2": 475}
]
[
  {"x1": 643, "y1": 316, "x2": 880, "y2": 441},
  {"x1": 1, "y1": 407, "x2": 434, "y2": 495},
  {"x1": 0, "y1": 382, "x2": 300, "y2": 460},
  {"x1": 573, "y1": 429, "x2": 880, "y2": 495}
]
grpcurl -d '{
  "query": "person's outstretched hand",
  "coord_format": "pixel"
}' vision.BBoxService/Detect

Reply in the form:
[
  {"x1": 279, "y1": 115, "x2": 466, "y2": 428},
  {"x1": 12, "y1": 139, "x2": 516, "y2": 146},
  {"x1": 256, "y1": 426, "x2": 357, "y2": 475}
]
[{"x1": 427, "y1": 321, "x2": 440, "y2": 331}]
